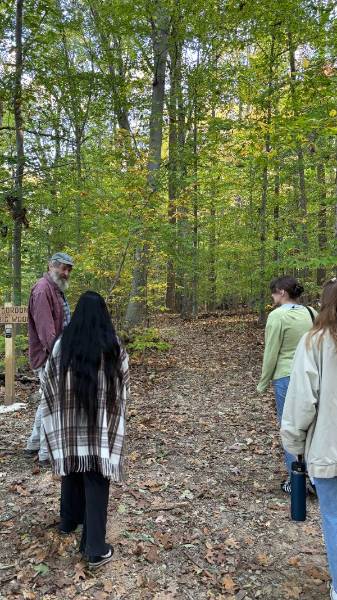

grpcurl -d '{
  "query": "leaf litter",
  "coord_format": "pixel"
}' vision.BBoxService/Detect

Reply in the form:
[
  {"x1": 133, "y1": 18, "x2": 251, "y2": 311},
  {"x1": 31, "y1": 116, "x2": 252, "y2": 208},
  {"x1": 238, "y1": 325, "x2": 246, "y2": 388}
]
[{"x1": 0, "y1": 314, "x2": 331, "y2": 598}]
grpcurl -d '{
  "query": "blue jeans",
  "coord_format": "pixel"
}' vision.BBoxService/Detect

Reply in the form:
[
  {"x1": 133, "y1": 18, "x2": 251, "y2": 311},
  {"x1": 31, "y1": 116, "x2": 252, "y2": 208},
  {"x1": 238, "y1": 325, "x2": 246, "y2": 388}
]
[
  {"x1": 314, "y1": 477, "x2": 337, "y2": 593},
  {"x1": 272, "y1": 376, "x2": 295, "y2": 476}
]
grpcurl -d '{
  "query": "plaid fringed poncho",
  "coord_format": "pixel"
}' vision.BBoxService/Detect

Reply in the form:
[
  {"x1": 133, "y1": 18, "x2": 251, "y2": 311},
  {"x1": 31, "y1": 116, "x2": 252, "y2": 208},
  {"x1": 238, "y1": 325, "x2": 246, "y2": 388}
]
[{"x1": 41, "y1": 338, "x2": 130, "y2": 481}]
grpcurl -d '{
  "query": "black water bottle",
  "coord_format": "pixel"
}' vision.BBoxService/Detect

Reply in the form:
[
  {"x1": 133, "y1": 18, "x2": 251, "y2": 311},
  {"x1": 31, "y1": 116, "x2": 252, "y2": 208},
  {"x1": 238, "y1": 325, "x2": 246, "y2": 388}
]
[{"x1": 291, "y1": 456, "x2": 306, "y2": 522}]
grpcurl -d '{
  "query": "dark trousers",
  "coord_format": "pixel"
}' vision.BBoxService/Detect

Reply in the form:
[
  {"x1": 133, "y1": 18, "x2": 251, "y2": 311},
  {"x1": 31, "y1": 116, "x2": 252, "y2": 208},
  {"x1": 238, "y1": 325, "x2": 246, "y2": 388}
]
[{"x1": 60, "y1": 471, "x2": 110, "y2": 557}]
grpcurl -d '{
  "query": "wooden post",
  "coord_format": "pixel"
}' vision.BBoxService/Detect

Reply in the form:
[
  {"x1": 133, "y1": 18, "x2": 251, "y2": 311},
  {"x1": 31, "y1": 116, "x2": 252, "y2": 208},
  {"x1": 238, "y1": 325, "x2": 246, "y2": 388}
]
[
  {"x1": 4, "y1": 303, "x2": 15, "y2": 405},
  {"x1": 1, "y1": 304, "x2": 27, "y2": 405}
]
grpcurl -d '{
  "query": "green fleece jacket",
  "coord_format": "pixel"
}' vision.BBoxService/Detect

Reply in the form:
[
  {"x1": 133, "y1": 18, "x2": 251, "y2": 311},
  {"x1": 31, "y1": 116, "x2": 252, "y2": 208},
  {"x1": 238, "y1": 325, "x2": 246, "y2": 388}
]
[{"x1": 257, "y1": 304, "x2": 317, "y2": 393}]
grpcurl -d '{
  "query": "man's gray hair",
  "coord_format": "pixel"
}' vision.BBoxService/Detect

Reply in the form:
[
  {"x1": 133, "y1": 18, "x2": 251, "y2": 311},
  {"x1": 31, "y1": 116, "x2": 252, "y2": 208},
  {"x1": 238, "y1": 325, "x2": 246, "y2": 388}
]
[{"x1": 49, "y1": 259, "x2": 61, "y2": 268}]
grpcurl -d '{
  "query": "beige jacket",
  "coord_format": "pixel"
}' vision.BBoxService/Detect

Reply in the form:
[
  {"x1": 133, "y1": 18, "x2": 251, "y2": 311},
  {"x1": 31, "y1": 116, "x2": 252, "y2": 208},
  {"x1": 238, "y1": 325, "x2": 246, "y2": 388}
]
[{"x1": 281, "y1": 330, "x2": 337, "y2": 479}]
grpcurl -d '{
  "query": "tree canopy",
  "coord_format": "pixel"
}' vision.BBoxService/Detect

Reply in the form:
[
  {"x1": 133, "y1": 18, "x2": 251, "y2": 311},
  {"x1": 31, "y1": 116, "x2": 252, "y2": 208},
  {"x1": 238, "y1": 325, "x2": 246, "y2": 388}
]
[{"x1": 1, "y1": 0, "x2": 337, "y2": 323}]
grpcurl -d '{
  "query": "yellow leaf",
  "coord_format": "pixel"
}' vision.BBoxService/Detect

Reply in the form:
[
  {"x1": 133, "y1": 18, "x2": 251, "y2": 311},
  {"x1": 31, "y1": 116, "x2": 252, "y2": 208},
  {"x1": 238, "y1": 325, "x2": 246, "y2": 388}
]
[
  {"x1": 22, "y1": 592, "x2": 36, "y2": 600},
  {"x1": 329, "y1": 109, "x2": 337, "y2": 117},
  {"x1": 222, "y1": 575, "x2": 237, "y2": 592},
  {"x1": 256, "y1": 553, "x2": 271, "y2": 566},
  {"x1": 288, "y1": 555, "x2": 301, "y2": 567}
]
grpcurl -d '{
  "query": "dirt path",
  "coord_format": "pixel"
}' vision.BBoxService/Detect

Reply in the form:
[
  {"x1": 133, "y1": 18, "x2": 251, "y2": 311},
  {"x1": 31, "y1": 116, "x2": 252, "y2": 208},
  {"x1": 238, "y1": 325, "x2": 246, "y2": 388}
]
[{"x1": 0, "y1": 314, "x2": 330, "y2": 599}]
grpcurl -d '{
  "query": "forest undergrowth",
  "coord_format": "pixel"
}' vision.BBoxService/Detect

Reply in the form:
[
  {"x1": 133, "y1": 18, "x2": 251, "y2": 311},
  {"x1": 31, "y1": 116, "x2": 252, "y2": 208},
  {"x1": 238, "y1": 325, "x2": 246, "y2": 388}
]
[{"x1": 0, "y1": 314, "x2": 329, "y2": 599}]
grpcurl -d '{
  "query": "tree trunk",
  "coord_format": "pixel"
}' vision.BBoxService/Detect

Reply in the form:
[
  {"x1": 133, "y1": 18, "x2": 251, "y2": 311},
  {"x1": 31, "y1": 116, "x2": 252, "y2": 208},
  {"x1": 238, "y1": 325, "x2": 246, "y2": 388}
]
[
  {"x1": 248, "y1": 162, "x2": 255, "y2": 307},
  {"x1": 165, "y1": 38, "x2": 182, "y2": 311},
  {"x1": 317, "y1": 161, "x2": 327, "y2": 285},
  {"x1": 56, "y1": 0, "x2": 93, "y2": 252},
  {"x1": 125, "y1": 7, "x2": 169, "y2": 326},
  {"x1": 258, "y1": 35, "x2": 275, "y2": 325},
  {"x1": 288, "y1": 30, "x2": 308, "y2": 253},
  {"x1": 207, "y1": 99, "x2": 217, "y2": 312},
  {"x1": 335, "y1": 146, "x2": 337, "y2": 262},
  {"x1": 89, "y1": 2, "x2": 132, "y2": 136},
  {"x1": 259, "y1": 160, "x2": 269, "y2": 325},
  {"x1": 13, "y1": 0, "x2": 24, "y2": 305},
  {"x1": 175, "y1": 48, "x2": 189, "y2": 316},
  {"x1": 124, "y1": 246, "x2": 148, "y2": 326},
  {"x1": 273, "y1": 167, "x2": 280, "y2": 264},
  {"x1": 207, "y1": 203, "x2": 216, "y2": 311},
  {"x1": 147, "y1": 11, "x2": 170, "y2": 189},
  {"x1": 192, "y1": 65, "x2": 199, "y2": 318},
  {"x1": 75, "y1": 125, "x2": 82, "y2": 249}
]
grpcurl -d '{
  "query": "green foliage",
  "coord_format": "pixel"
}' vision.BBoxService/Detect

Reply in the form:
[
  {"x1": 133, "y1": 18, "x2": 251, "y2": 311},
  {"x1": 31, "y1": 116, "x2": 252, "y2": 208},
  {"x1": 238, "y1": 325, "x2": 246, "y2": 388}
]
[
  {"x1": 127, "y1": 328, "x2": 171, "y2": 353},
  {"x1": 1, "y1": 0, "x2": 337, "y2": 323}
]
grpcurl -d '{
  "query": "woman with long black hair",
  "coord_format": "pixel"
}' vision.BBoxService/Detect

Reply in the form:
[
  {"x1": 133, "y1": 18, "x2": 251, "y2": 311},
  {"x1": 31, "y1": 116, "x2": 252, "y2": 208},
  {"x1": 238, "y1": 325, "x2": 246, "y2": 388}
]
[{"x1": 41, "y1": 291, "x2": 130, "y2": 569}]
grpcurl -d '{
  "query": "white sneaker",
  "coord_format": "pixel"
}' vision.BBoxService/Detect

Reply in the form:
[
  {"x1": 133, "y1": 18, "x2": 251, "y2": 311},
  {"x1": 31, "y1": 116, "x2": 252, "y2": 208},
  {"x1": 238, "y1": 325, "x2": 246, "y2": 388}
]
[{"x1": 330, "y1": 585, "x2": 337, "y2": 600}]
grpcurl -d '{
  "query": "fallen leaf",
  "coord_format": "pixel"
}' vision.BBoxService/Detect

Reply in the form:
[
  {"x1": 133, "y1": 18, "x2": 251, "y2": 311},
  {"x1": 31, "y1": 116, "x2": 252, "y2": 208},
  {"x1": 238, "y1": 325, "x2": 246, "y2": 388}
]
[
  {"x1": 256, "y1": 553, "x2": 271, "y2": 567},
  {"x1": 74, "y1": 561, "x2": 86, "y2": 583},
  {"x1": 288, "y1": 556, "x2": 301, "y2": 567},
  {"x1": 303, "y1": 565, "x2": 329, "y2": 581},
  {"x1": 103, "y1": 580, "x2": 114, "y2": 593},
  {"x1": 145, "y1": 544, "x2": 160, "y2": 563},
  {"x1": 143, "y1": 480, "x2": 163, "y2": 492},
  {"x1": 134, "y1": 542, "x2": 146, "y2": 556},
  {"x1": 222, "y1": 575, "x2": 237, "y2": 592},
  {"x1": 154, "y1": 531, "x2": 174, "y2": 550},
  {"x1": 9, "y1": 484, "x2": 30, "y2": 497},
  {"x1": 136, "y1": 573, "x2": 157, "y2": 591},
  {"x1": 225, "y1": 537, "x2": 240, "y2": 549},
  {"x1": 205, "y1": 547, "x2": 227, "y2": 566},
  {"x1": 22, "y1": 592, "x2": 36, "y2": 600},
  {"x1": 282, "y1": 583, "x2": 303, "y2": 599}
]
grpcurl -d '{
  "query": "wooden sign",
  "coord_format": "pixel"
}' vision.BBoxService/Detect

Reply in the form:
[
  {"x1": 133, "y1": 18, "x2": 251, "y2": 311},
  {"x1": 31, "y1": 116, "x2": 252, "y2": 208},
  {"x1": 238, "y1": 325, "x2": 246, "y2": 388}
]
[
  {"x1": 0, "y1": 305, "x2": 28, "y2": 324},
  {"x1": 1, "y1": 304, "x2": 28, "y2": 405}
]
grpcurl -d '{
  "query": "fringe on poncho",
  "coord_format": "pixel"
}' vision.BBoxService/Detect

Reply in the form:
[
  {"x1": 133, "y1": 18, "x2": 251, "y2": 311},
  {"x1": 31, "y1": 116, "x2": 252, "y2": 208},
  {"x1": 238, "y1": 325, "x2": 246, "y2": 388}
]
[{"x1": 41, "y1": 338, "x2": 130, "y2": 480}]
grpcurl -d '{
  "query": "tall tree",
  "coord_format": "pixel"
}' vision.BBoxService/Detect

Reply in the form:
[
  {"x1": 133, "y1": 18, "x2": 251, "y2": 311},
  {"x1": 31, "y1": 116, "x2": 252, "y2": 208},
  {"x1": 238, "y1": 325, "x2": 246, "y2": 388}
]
[
  {"x1": 165, "y1": 32, "x2": 183, "y2": 311},
  {"x1": 125, "y1": 3, "x2": 170, "y2": 326},
  {"x1": 12, "y1": 0, "x2": 24, "y2": 305}
]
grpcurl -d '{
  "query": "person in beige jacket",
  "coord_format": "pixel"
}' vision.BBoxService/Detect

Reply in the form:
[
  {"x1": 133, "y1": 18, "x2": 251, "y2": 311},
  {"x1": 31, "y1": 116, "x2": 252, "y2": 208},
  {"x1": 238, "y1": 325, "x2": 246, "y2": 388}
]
[{"x1": 281, "y1": 278, "x2": 337, "y2": 600}]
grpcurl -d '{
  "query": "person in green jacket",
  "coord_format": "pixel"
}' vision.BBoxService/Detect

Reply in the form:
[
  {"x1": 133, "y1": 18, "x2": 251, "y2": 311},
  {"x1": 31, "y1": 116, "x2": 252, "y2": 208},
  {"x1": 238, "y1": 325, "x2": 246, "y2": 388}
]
[{"x1": 257, "y1": 275, "x2": 316, "y2": 494}]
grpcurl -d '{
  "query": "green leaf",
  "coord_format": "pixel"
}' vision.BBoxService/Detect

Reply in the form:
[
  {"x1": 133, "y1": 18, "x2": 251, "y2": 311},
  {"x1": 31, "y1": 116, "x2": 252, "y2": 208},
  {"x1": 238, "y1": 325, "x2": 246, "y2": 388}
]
[{"x1": 33, "y1": 563, "x2": 49, "y2": 576}]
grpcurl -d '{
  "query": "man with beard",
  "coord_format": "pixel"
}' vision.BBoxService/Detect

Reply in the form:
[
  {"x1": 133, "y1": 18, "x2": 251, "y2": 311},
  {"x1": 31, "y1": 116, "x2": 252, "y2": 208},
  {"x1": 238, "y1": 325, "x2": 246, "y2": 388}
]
[{"x1": 24, "y1": 252, "x2": 74, "y2": 466}]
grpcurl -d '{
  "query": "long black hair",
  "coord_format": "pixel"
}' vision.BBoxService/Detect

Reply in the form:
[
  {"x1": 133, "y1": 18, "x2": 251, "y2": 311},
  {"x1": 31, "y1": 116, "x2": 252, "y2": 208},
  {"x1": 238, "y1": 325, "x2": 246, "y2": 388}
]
[
  {"x1": 270, "y1": 276, "x2": 304, "y2": 300},
  {"x1": 59, "y1": 291, "x2": 121, "y2": 427}
]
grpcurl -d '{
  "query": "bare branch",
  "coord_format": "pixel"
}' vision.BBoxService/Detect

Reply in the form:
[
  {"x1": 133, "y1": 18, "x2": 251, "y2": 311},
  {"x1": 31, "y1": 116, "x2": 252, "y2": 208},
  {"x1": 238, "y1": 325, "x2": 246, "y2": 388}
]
[
  {"x1": 105, "y1": 238, "x2": 131, "y2": 301},
  {"x1": 0, "y1": 126, "x2": 72, "y2": 142}
]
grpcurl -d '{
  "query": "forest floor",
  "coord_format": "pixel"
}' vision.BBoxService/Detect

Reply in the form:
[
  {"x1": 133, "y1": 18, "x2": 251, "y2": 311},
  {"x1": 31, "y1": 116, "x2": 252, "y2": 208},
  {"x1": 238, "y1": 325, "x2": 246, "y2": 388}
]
[{"x1": 0, "y1": 313, "x2": 330, "y2": 600}]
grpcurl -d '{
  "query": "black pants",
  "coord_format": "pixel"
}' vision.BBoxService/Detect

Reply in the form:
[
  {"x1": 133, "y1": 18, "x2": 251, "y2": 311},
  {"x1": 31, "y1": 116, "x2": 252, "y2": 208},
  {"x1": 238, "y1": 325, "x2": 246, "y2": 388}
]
[{"x1": 60, "y1": 471, "x2": 110, "y2": 557}]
